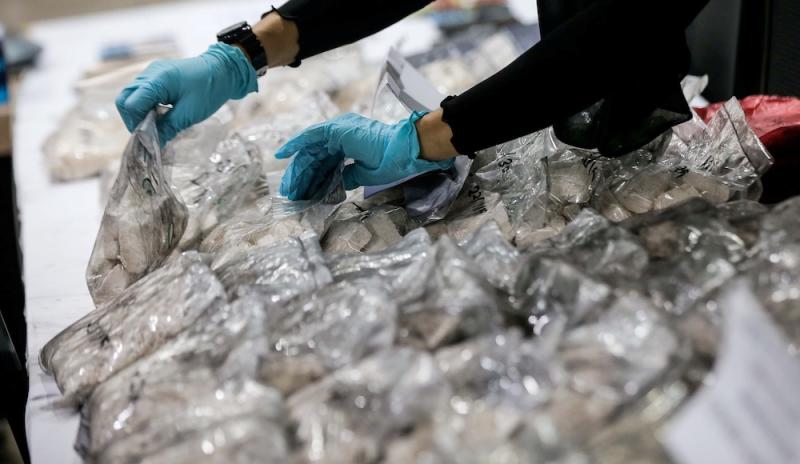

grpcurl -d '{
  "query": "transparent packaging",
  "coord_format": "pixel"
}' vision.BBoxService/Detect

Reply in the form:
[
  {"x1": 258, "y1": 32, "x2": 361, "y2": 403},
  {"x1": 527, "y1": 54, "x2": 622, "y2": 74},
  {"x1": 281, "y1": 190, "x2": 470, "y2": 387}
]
[
  {"x1": 41, "y1": 252, "x2": 226, "y2": 401},
  {"x1": 167, "y1": 128, "x2": 262, "y2": 249},
  {"x1": 321, "y1": 203, "x2": 410, "y2": 254},
  {"x1": 458, "y1": 220, "x2": 520, "y2": 294},
  {"x1": 255, "y1": 280, "x2": 398, "y2": 395},
  {"x1": 83, "y1": 296, "x2": 272, "y2": 456},
  {"x1": 211, "y1": 232, "x2": 332, "y2": 300},
  {"x1": 86, "y1": 110, "x2": 188, "y2": 306},
  {"x1": 288, "y1": 347, "x2": 450, "y2": 464},
  {"x1": 431, "y1": 329, "x2": 559, "y2": 463}
]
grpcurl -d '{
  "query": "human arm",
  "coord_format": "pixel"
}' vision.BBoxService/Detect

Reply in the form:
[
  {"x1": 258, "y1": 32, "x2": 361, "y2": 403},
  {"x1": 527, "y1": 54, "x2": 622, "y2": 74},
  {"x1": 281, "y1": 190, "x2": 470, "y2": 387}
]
[{"x1": 116, "y1": 0, "x2": 433, "y2": 143}]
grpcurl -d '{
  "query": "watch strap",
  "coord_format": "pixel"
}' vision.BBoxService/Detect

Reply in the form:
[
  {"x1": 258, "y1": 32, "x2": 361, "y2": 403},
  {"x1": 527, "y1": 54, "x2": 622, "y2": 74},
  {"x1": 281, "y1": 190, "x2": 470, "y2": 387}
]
[{"x1": 218, "y1": 22, "x2": 268, "y2": 77}]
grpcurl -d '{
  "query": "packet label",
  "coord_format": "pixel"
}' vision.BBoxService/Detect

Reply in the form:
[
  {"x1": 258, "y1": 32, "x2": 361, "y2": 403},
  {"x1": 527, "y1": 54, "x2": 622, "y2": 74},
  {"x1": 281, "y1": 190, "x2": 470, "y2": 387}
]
[{"x1": 663, "y1": 283, "x2": 800, "y2": 464}]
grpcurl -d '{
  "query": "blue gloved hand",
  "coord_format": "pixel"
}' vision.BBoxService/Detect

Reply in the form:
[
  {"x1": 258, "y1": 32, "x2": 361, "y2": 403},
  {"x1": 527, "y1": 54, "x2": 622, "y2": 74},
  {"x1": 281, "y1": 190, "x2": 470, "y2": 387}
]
[
  {"x1": 275, "y1": 112, "x2": 454, "y2": 200},
  {"x1": 116, "y1": 43, "x2": 257, "y2": 145}
]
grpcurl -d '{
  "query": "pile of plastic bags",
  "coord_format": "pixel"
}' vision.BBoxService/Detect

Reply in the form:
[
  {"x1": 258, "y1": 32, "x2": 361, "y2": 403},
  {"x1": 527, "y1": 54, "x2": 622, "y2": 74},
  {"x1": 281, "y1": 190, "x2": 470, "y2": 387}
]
[{"x1": 40, "y1": 32, "x2": 800, "y2": 464}]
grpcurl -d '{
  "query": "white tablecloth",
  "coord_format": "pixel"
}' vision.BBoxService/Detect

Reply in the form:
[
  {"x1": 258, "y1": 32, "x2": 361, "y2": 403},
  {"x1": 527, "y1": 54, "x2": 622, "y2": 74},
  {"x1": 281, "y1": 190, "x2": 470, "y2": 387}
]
[{"x1": 13, "y1": 1, "x2": 445, "y2": 462}]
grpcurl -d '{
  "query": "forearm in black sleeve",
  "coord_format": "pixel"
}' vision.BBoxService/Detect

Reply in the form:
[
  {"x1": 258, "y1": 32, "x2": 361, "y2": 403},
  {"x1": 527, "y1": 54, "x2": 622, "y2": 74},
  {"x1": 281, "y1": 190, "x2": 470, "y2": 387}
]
[
  {"x1": 440, "y1": 0, "x2": 710, "y2": 154},
  {"x1": 275, "y1": 0, "x2": 434, "y2": 63}
]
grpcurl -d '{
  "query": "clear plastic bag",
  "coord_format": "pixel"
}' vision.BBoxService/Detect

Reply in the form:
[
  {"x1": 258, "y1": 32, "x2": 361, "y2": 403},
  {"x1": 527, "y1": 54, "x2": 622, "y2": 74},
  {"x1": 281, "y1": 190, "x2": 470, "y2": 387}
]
[
  {"x1": 211, "y1": 232, "x2": 332, "y2": 300},
  {"x1": 740, "y1": 197, "x2": 800, "y2": 346},
  {"x1": 288, "y1": 347, "x2": 450, "y2": 464},
  {"x1": 430, "y1": 329, "x2": 560, "y2": 464},
  {"x1": 626, "y1": 199, "x2": 747, "y2": 316},
  {"x1": 397, "y1": 235, "x2": 505, "y2": 349},
  {"x1": 168, "y1": 128, "x2": 262, "y2": 249},
  {"x1": 458, "y1": 220, "x2": 520, "y2": 294},
  {"x1": 199, "y1": 165, "x2": 345, "y2": 259},
  {"x1": 321, "y1": 203, "x2": 410, "y2": 253},
  {"x1": 234, "y1": 89, "x2": 339, "y2": 173},
  {"x1": 591, "y1": 98, "x2": 774, "y2": 220},
  {"x1": 424, "y1": 174, "x2": 513, "y2": 243},
  {"x1": 83, "y1": 295, "x2": 272, "y2": 457},
  {"x1": 328, "y1": 228, "x2": 503, "y2": 349},
  {"x1": 86, "y1": 110, "x2": 188, "y2": 305},
  {"x1": 41, "y1": 252, "x2": 226, "y2": 401},
  {"x1": 44, "y1": 104, "x2": 130, "y2": 182},
  {"x1": 255, "y1": 280, "x2": 398, "y2": 395},
  {"x1": 47, "y1": 62, "x2": 169, "y2": 182},
  {"x1": 327, "y1": 228, "x2": 434, "y2": 294},
  {"x1": 198, "y1": 197, "x2": 300, "y2": 256},
  {"x1": 267, "y1": 161, "x2": 347, "y2": 226},
  {"x1": 475, "y1": 131, "x2": 555, "y2": 246}
]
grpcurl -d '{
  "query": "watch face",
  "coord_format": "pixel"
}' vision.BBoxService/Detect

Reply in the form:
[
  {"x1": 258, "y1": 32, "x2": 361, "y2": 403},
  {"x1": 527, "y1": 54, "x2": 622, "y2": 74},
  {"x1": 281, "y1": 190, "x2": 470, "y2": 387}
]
[{"x1": 217, "y1": 21, "x2": 248, "y2": 41}]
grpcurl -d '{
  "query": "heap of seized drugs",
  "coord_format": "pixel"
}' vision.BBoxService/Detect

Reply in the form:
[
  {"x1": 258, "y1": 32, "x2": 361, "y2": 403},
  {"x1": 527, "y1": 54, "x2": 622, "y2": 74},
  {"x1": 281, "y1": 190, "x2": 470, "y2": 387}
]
[{"x1": 40, "y1": 34, "x2": 800, "y2": 464}]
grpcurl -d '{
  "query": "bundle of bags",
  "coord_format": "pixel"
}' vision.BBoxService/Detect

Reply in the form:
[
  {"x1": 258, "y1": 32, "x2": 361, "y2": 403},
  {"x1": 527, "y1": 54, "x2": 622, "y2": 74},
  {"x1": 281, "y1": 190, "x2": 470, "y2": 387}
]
[{"x1": 40, "y1": 32, "x2": 800, "y2": 464}]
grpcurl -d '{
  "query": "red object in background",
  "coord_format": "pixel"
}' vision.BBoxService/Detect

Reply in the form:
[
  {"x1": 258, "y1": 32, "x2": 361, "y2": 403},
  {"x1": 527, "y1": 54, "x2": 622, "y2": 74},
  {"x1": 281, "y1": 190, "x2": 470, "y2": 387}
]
[
  {"x1": 695, "y1": 95, "x2": 800, "y2": 204},
  {"x1": 430, "y1": 0, "x2": 506, "y2": 11}
]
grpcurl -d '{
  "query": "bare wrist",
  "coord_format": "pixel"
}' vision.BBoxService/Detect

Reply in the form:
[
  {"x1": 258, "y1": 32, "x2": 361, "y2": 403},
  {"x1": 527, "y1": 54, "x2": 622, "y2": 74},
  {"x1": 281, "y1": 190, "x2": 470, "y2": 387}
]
[
  {"x1": 416, "y1": 109, "x2": 459, "y2": 161},
  {"x1": 253, "y1": 12, "x2": 300, "y2": 68}
]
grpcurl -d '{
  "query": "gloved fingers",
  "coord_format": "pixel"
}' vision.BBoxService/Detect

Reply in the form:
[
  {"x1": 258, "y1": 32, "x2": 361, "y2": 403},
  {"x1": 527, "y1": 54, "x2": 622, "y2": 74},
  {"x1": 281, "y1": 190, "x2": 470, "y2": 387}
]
[
  {"x1": 274, "y1": 123, "x2": 328, "y2": 159},
  {"x1": 343, "y1": 163, "x2": 384, "y2": 191},
  {"x1": 115, "y1": 86, "x2": 139, "y2": 132},
  {"x1": 325, "y1": 115, "x2": 388, "y2": 166},
  {"x1": 116, "y1": 83, "x2": 171, "y2": 134},
  {"x1": 279, "y1": 159, "x2": 304, "y2": 200},
  {"x1": 303, "y1": 154, "x2": 343, "y2": 200},
  {"x1": 280, "y1": 150, "x2": 344, "y2": 200},
  {"x1": 279, "y1": 151, "x2": 323, "y2": 200}
]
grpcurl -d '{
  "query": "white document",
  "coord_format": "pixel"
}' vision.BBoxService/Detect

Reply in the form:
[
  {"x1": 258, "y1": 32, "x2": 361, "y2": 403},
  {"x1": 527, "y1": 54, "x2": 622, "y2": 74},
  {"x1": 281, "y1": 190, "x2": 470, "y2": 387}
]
[{"x1": 663, "y1": 282, "x2": 800, "y2": 464}]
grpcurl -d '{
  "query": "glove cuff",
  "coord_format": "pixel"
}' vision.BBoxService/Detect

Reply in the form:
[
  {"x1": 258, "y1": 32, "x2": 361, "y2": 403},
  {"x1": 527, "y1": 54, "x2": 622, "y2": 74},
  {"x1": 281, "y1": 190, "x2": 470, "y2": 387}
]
[{"x1": 207, "y1": 42, "x2": 259, "y2": 99}]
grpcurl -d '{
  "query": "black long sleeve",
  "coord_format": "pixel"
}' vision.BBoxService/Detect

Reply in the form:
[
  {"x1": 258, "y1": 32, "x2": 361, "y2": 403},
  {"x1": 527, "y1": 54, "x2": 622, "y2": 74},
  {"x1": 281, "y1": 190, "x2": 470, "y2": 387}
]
[
  {"x1": 276, "y1": 0, "x2": 709, "y2": 155},
  {"x1": 276, "y1": 0, "x2": 433, "y2": 62},
  {"x1": 441, "y1": 0, "x2": 710, "y2": 154}
]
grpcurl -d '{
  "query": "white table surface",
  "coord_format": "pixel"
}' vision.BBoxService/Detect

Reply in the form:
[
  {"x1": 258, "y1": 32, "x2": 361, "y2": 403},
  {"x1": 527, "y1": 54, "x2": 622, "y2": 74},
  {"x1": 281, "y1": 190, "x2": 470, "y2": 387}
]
[{"x1": 13, "y1": 1, "x2": 448, "y2": 462}]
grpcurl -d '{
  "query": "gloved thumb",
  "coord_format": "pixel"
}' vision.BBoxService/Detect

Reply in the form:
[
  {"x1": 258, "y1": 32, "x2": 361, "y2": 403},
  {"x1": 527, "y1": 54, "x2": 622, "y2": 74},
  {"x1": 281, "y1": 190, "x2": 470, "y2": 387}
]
[{"x1": 155, "y1": 104, "x2": 186, "y2": 147}]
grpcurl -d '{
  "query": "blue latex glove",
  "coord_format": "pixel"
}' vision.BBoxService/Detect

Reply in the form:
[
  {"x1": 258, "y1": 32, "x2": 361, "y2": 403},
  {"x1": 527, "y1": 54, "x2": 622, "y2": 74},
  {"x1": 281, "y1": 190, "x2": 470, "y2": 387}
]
[
  {"x1": 275, "y1": 112, "x2": 454, "y2": 200},
  {"x1": 116, "y1": 43, "x2": 257, "y2": 145}
]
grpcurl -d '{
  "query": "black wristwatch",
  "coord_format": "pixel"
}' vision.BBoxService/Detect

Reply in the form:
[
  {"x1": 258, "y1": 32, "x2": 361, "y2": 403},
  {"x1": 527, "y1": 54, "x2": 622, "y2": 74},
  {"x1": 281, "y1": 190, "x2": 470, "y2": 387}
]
[{"x1": 217, "y1": 21, "x2": 268, "y2": 77}]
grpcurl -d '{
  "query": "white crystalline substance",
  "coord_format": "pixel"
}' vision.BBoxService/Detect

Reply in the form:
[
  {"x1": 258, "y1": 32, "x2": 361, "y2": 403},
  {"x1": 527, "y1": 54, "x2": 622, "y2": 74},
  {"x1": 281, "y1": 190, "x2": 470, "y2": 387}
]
[
  {"x1": 362, "y1": 207, "x2": 405, "y2": 250},
  {"x1": 199, "y1": 199, "x2": 310, "y2": 259},
  {"x1": 654, "y1": 184, "x2": 702, "y2": 210},
  {"x1": 438, "y1": 196, "x2": 513, "y2": 243},
  {"x1": 515, "y1": 214, "x2": 567, "y2": 249},
  {"x1": 595, "y1": 191, "x2": 633, "y2": 223},
  {"x1": 550, "y1": 162, "x2": 593, "y2": 204},
  {"x1": 679, "y1": 171, "x2": 730, "y2": 204},
  {"x1": 322, "y1": 219, "x2": 372, "y2": 253},
  {"x1": 614, "y1": 171, "x2": 672, "y2": 214}
]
